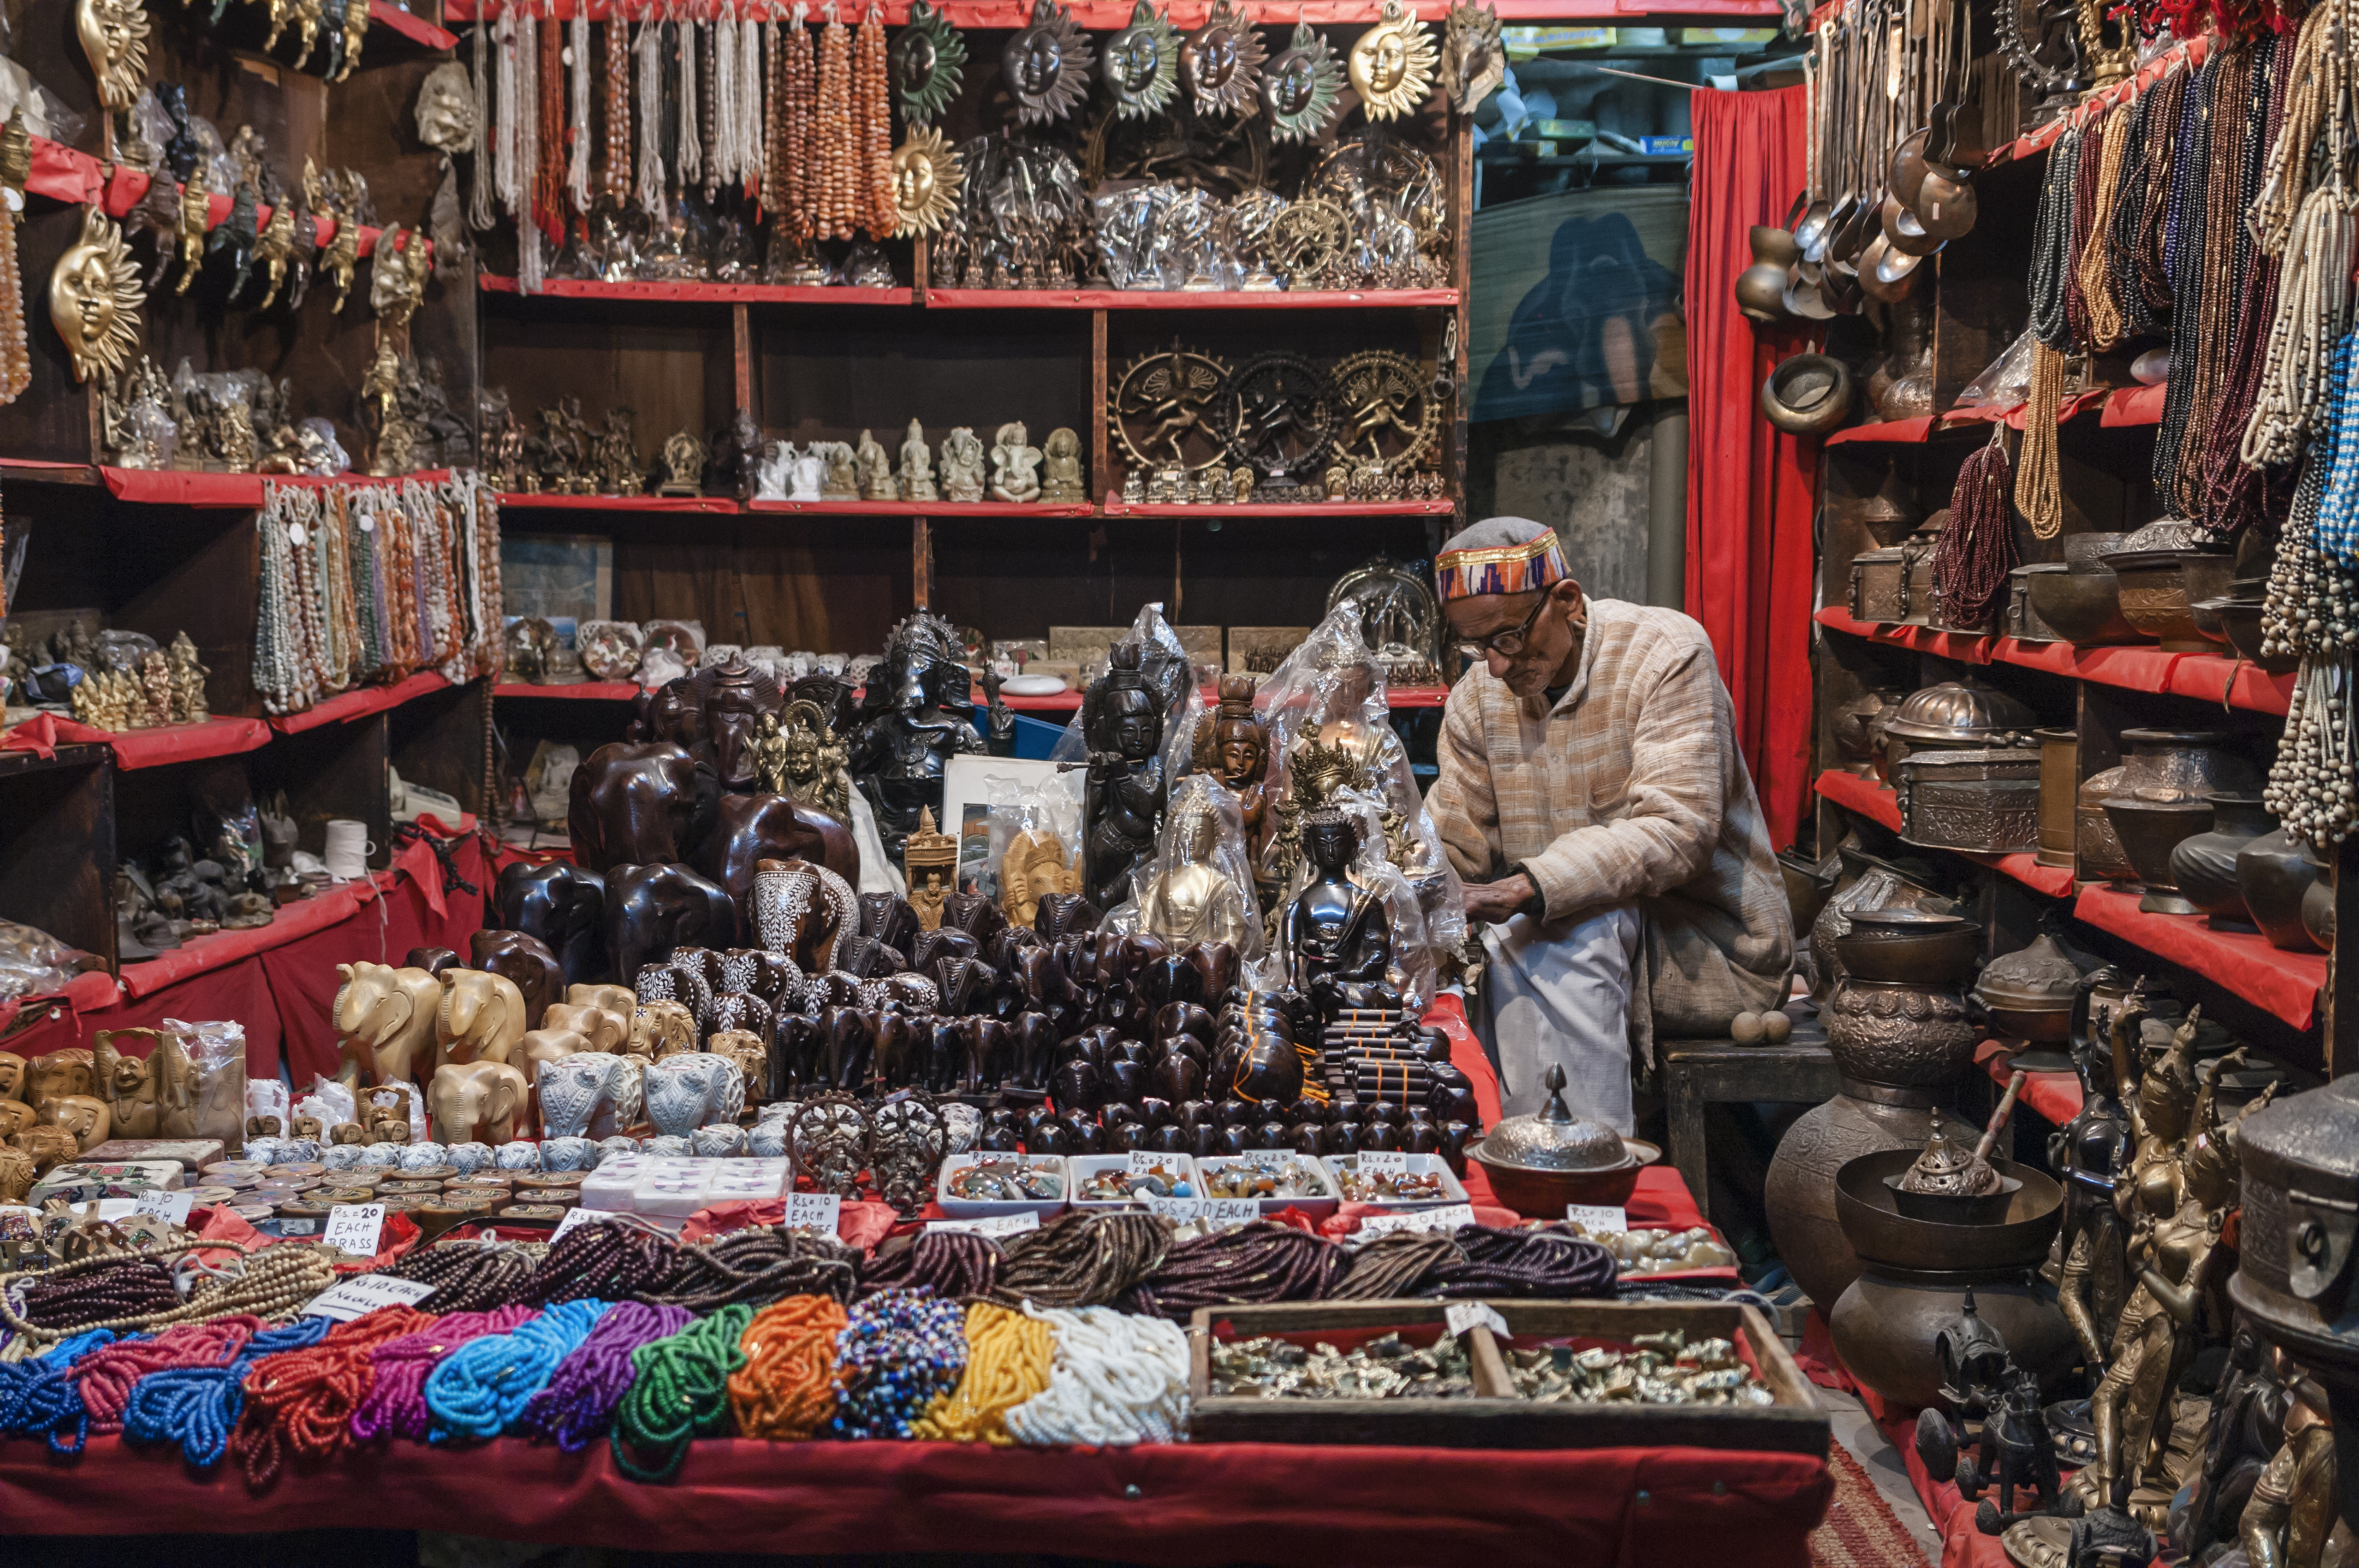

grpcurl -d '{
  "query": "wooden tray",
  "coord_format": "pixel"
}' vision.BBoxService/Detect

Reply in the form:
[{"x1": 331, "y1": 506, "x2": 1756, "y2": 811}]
[{"x1": 1187, "y1": 1299, "x2": 1828, "y2": 1456}]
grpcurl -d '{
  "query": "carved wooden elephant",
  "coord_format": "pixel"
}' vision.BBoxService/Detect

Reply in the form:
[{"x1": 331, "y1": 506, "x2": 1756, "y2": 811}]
[
  {"x1": 636, "y1": 958, "x2": 714, "y2": 1034},
  {"x1": 11, "y1": 1122, "x2": 79, "y2": 1175},
  {"x1": 0, "y1": 1102, "x2": 36, "y2": 1140},
  {"x1": 696, "y1": 793, "x2": 860, "y2": 923},
  {"x1": 605, "y1": 862, "x2": 736, "y2": 987},
  {"x1": 403, "y1": 946, "x2": 461, "y2": 978},
  {"x1": 641, "y1": 1052, "x2": 745, "y2": 1137},
  {"x1": 428, "y1": 1059, "x2": 533, "y2": 1145},
  {"x1": 24, "y1": 1050, "x2": 94, "y2": 1116},
  {"x1": 0, "y1": 1145, "x2": 34, "y2": 1203},
  {"x1": 629, "y1": 999, "x2": 699, "y2": 1059},
  {"x1": 436, "y1": 969, "x2": 530, "y2": 1071},
  {"x1": 751, "y1": 857, "x2": 858, "y2": 975},
  {"x1": 0, "y1": 1050, "x2": 25, "y2": 1103},
  {"x1": 541, "y1": 1000, "x2": 629, "y2": 1055},
  {"x1": 470, "y1": 929, "x2": 565, "y2": 1022},
  {"x1": 534, "y1": 1049, "x2": 641, "y2": 1139},
  {"x1": 495, "y1": 862, "x2": 608, "y2": 986},
  {"x1": 569, "y1": 741, "x2": 699, "y2": 874},
  {"x1": 516, "y1": 1027, "x2": 590, "y2": 1083},
  {"x1": 705, "y1": 1030, "x2": 768, "y2": 1103},
  {"x1": 332, "y1": 963, "x2": 444, "y2": 1088},
  {"x1": 37, "y1": 1094, "x2": 110, "y2": 1153},
  {"x1": 568, "y1": 982, "x2": 638, "y2": 1018},
  {"x1": 91, "y1": 1032, "x2": 163, "y2": 1140},
  {"x1": 717, "y1": 949, "x2": 801, "y2": 1009}
]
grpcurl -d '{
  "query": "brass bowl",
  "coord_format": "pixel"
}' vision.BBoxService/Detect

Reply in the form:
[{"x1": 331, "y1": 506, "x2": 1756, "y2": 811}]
[
  {"x1": 1883, "y1": 1171, "x2": 2024, "y2": 1225},
  {"x1": 2103, "y1": 797, "x2": 2217, "y2": 915},
  {"x1": 2205, "y1": 598, "x2": 2298, "y2": 675},
  {"x1": 2025, "y1": 563, "x2": 2147, "y2": 646},
  {"x1": 2101, "y1": 549, "x2": 2238, "y2": 652},
  {"x1": 1467, "y1": 1137, "x2": 1661, "y2": 1217},
  {"x1": 1834, "y1": 922, "x2": 1985, "y2": 987},
  {"x1": 1837, "y1": 1150, "x2": 2060, "y2": 1270}
]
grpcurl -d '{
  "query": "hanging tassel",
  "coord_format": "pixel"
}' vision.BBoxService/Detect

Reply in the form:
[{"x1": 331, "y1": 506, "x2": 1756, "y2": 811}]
[
  {"x1": 567, "y1": 7, "x2": 591, "y2": 212},
  {"x1": 1937, "y1": 429, "x2": 2021, "y2": 629},
  {"x1": 634, "y1": 22, "x2": 665, "y2": 218}
]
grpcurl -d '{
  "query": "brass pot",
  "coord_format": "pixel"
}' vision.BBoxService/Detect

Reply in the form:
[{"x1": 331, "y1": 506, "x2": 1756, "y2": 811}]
[
  {"x1": 1737, "y1": 227, "x2": 1799, "y2": 323},
  {"x1": 1850, "y1": 547, "x2": 1910, "y2": 623},
  {"x1": 2168, "y1": 792, "x2": 2272, "y2": 932},
  {"x1": 2208, "y1": 598, "x2": 2298, "y2": 675},
  {"x1": 1835, "y1": 1150, "x2": 2064, "y2": 1273},
  {"x1": 1809, "y1": 851, "x2": 1953, "y2": 1002},
  {"x1": 2102, "y1": 546, "x2": 2239, "y2": 651},
  {"x1": 2104, "y1": 797, "x2": 2217, "y2": 915},
  {"x1": 1761, "y1": 353, "x2": 1855, "y2": 436},
  {"x1": 1831, "y1": 1264, "x2": 2079, "y2": 1408},
  {"x1": 1764, "y1": 1089, "x2": 1940, "y2": 1312},
  {"x1": 2238, "y1": 827, "x2": 2327, "y2": 954},
  {"x1": 2036, "y1": 727, "x2": 2078, "y2": 869},
  {"x1": 1832, "y1": 687, "x2": 1906, "y2": 776},
  {"x1": 2107, "y1": 727, "x2": 2265, "y2": 804},
  {"x1": 1824, "y1": 975, "x2": 1981, "y2": 1089},
  {"x1": 2026, "y1": 562, "x2": 2145, "y2": 646},
  {"x1": 1976, "y1": 933, "x2": 2084, "y2": 1043}
]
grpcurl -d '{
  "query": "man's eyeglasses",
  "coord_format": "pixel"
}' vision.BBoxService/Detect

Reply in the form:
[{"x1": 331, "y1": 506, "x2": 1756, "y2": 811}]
[{"x1": 1452, "y1": 596, "x2": 1550, "y2": 664}]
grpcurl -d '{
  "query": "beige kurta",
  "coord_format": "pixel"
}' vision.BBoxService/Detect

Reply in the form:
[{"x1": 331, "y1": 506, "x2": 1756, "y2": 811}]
[{"x1": 1428, "y1": 594, "x2": 1793, "y2": 1068}]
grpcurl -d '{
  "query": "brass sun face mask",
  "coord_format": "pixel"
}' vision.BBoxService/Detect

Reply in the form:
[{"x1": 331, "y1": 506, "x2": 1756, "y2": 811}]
[
  {"x1": 890, "y1": 126, "x2": 962, "y2": 237},
  {"x1": 50, "y1": 205, "x2": 144, "y2": 384},
  {"x1": 1348, "y1": 0, "x2": 1437, "y2": 121},
  {"x1": 76, "y1": 0, "x2": 149, "y2": 112}
]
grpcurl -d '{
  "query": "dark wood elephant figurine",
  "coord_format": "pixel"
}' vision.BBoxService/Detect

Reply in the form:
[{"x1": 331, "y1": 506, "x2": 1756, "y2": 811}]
[
  {"x1": 470, "y1": 929, "x2": 565, "y2": 1023},
  {"x1": 493, "y1": 861, "x2": 608, "y2": 987},
  {"x1": 694, "y1": 792, "x2": 860, "y2": 924},
  {"x1": 569, "y1": 741, "x2": 698, "y2": 874},
  {"x1": 403, "y1": 946, "x2": 460, "y2": 978},
  {"x1": 604, "y1": 862, "x2": 737, "y2": 987}
]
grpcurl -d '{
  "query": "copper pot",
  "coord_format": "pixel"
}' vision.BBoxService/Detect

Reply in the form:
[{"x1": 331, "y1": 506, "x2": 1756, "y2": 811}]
[
  {"x1": 1833, "y1": 908, "x2": 1984, "y2": 987},
  {"x1": 1809, "y1": 851, "x2": 1954, "y2": 1002},
  {"x1": 2026, "y1": 562, "x2": 2145, "y2": 646},
  {"x1": 2102, "y1": 545, "x2": 2239, "y2": 652},
  {"x1": 1737, "y1": 227, "x2": 1799, "y2": 323},
  {"x1": 1765, "y1": 1089, "x2": 1940, "y2": 1312},
  {"x1": 1824, "y1": 975, "x2": 1981, "y2": 1089},
  {"x1": 1761, "y1": 354, "x2": 1855, "y2": 436}
]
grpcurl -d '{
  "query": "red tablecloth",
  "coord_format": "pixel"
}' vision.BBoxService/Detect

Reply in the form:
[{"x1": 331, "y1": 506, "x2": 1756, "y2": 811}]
[{"x1": 4, "y1": 831, "x2": 492, "y2": 1082}]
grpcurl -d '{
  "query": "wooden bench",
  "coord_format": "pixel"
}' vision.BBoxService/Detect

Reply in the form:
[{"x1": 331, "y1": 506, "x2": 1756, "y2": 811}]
[{"x1": 1659, "y1": 1037, "x2": 1838, "y2": 1222}]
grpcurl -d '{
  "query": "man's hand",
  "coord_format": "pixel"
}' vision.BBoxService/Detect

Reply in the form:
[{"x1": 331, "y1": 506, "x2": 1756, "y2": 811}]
[{"x1": 1461, "y1": 872, "x2": 1538, "y2": 925}]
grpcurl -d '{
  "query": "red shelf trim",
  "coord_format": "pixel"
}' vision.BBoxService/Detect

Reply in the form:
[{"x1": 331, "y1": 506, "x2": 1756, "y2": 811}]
[
  {"x1": 494, "y1": 491, "x2": 740, "y2": 513},
  {"x1": 480, "y1": 275, "x2": 916, "y2": 305},
  {"x1": 27, "y1": 138, "x2": 414, "y2": 261},
  {"x1": 1813, "y1": 607, "x2": 2293, "y2": 717},
  {"x1": 1823, "y1": 416, "x2": 1934, "y2": 447},
  {"x1": 2070, "y1": 884, "x2": 2323, "y2": 1033},
  {"x1": 1101, "y1": 497, "x2": 1456, "y2": 516},
  {"x1": 1813, "y1": 770, "x2": 2081, "y2": 899},
  {"x1": 100, "y1": 467, "x2": 452, "y2": 509},
  {"x1": 494, "y1": 681, "x2": 643, "y2": 700},
  {"x1": 925, "y1": 287, "x2": 1459, "y2": 310},
  {"x1": 448, "y1": 0, "x2": 1772, "y2": 23},
  {"x1": 0, "y1": 712, "x2": 275, "y2": 768},
  {"x1": 745, "y1": 499, "x2": 1097, "y2": 517},
  {"x1": 1987, "y1": 34, "x2": 2214, "y2": 167},
  {"x1": 2100, "y1": 382, "x2": 2168, "y2": 427},
  {"x1": 367, "y1": 0, "x2": 462, "y2": 48},
  {"x1": 270, "y1": 671, "x2": 451, "y2": 734}
]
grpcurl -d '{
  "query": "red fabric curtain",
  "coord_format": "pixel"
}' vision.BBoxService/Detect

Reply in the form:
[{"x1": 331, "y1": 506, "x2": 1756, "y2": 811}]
[{"x1": 1684, "y1": 86, "x2": 1819, "y2": 851}]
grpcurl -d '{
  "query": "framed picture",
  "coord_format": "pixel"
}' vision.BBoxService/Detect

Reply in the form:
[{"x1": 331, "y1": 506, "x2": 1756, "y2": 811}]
[
  {"x1": 500, "y1": 534, "x2": 613, "y2": 631},
  {"x1": 938, "y1": 755, "x2": 1074, "y2": 901}
]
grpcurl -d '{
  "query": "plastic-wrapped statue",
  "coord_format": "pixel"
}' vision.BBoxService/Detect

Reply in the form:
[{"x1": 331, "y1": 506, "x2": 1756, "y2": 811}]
[
  {"x1": 1137, "y1": 776, "x2": 1258, "y2": 955},
  {"x1": 1078, "y1": 642, "x2": 1167, "y2": 907},
  {"x1": 1282, "y1": 806, "x2": 1391, "y2": 1005},
  {"x1": 848, "y1": 611, "x2": 1014, "y2": 866},
  {"x1": 1192, "y1": 673, "x2": 1271, "y2": 844}
]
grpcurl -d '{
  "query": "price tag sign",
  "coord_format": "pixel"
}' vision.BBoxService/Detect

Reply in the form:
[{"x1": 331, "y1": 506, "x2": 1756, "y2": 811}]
[
  {"x1": 1356, "y1": 1151, "x2": 1410, "y2": 1177},
  {"x1": 926, "y1": 1212, "x2": 1041, "y2": 1239},
  {"x1": 322, "y1": 1202, "x2": 386, "y2": 1257},
  {"x1": 304, "y1": 1273, "x2": 439, "y2": 1321},
  {"x1": 1445, "y1": 1301, "x2": 1510, "y2": 1339},
  {"x1": 1566, "y1": 1204, "x2": 1629, "y2": 1234},
  {"x1": 1358, "y1": 1202, "x2": 1476, "y2": 1240},
  {"x1": 1128, "y1": 1151, "x2": 1178, "y2": 1175},
  {"x1": 1202, "y1": 1198, "x2": 1261, "y2": 1231},
  {"x1": 783, "y1": 1192, "x2": 842, "y2": 1235},
  {"x1": 551, "y1": 1207, "x2": 619, "y2": 1242},
  {"x1": 1143, "y1": 1195, "x2": 1202, "y2": 1223},
  {"x1": 134, "y1": 1188, "x2": 196, "y2": 1225}
]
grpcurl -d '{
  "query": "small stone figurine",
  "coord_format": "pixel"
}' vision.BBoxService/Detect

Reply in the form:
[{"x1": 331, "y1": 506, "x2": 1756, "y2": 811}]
[
  {"x1": 167, "y1": 632, "x2": 209, "y2": 723},
  {"x1": 901, "y1": 419, "x2": 937, "y2": 501},
  {"x1": 655, "y1": 430, "x2": 706, "y2": 495},
  {"x1": 1040, "y1": 427, "x2": 1086, "y2": 501},
  {"x1": 754, "y1": 441, "x2": 794, "y2": 500},
  {"x1": 941, "y1": 427, "x2": 986, "y2": 502},
  {"x1": 856, "y1": 429, "x2": 898, "y2": 500},
  {"x1": 990, "y1": 421, "x2": 1043, "y2": 503},
  {"x1": 820, "y1": 442, "x2": 860, "y2": 500},
  {"x1": 788, "y1": 444, "x2": 827, "y2": 501}
]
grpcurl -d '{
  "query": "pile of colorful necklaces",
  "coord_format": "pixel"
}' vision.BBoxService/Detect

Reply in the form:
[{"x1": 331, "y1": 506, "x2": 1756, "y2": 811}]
[{"x1": 0, "y1": 1210, "x2": 1620, "y2": 1484}]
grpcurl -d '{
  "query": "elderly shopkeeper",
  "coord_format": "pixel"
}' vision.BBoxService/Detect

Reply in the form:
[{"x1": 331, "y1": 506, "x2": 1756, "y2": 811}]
[{"x1": 1426, "y1": 518, "x2": 1793, "y2": 1131}]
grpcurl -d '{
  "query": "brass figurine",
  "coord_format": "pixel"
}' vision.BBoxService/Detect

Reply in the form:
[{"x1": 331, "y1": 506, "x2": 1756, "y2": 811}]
[
  {"x1": 1441, "y1": 1, "x2": 1505, "y2": 115},
  {"x1": 371, "y1": 225, "x2": 431, "y2": 341},
  {"x1": 168, "y1": 631, "x2": 209, "y2": 721},
  {"x1": 248, "y1": 197, "x2": 299, "y2": 309},
  {"x1": 905, "y1": 806, "x2": 958, "y2": 929},
  {"x1": 1112, "y1": 343, "x2": 1229, "y2": 477},
  {"x1": 655, "y1": 430, "x2": 707, "y2": 496},
  {"x1": 1181, "y1": 0, "x2": 1265, "y2": 118},
  {"x1": 1261, "y1": 23, "x2": 1346, "y2": 143},
  {"x1": 49, "y1": 205, "x2": 144, "y2": 385},
  {"x1": 1137, "y1": 783, "x2": 1254, "y2": 950},
  {"x1": 756, "y1": 699, "x2": 854, "y2": 825}
]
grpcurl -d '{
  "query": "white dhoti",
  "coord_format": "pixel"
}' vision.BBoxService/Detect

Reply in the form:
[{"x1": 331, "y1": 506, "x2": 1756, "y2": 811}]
[{"x1": 1478, "y1": 903, "x2": 1641, "y2": 1132}]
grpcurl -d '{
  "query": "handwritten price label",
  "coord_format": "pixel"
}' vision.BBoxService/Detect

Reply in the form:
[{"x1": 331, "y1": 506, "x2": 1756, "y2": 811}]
[
  {"x1": 783, "y1": 1192, "x2": 842, "y2": 1235},
  {"x1": 1355, "y1": 1151, "x2": 1410, "y2": 1177},
  {"x1": 1357, "y1": 1202, "x2": 1476, "y2": 1240},
  {"x1": 1128, "y1": 1151, "x2": 1181, "y2": 1175},
  {"x1": 1202, "y1": 1198, "x2": 1261, "y2": 1230},
  {"x1": 551, "y1": 1207, "x2": 619, "y2": 1241},
  {"x1": 1566, "y1": 1204, "x2": 1629, "y2": 1234},
  {"x1": 133, "y1": 1188, "x2": 196, "y2": 1225},
  {"x1": 926, "y1": 1212, "x2": 1041, "y2": 1239},
  {"x1": 322, "y1": 1203, "x2": 385, "y2": 1257},
  {"x1": 1445, "y1": 1301, "x2": 1510, "y2": 1339},
  {"x1": 1143, "y1": 1196, "x2": 1202, "y2": 1223},
  {"x1": 304, "y1": 1273, "x2": 439, "y2": 1321}
]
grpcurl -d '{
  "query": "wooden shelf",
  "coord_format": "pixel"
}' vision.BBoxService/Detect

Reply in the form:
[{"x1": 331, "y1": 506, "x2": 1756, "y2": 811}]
[
  {"x1": 445, "y1": 1, "x2": 1776, "y2": 25},
  {"x1": 924, "y1": 288, "x2": 1459, "y2": 310},
  {"x1": 1101, "y1": 498, "x2": 1457, "y2": 517},
  {"x1": 494, "y1": 682, "x2": 643, "y2": 700},
  {"x1": 745, "y1": 499, "x2": 1097, "y2": 517},
  {"x1": 481, "y1": 276, "x2": 917, "y2": 305},
  {"x1": 1822, "y1": 385, "x2": 2161, "y2": 447},
  {"x1": 493, "y1": 492, "x2": 742, "y2": 513},
  {"x1": 2, "y1": 675, "x2": 464, "y2": 768},
  {"x1": 1813, "y1": 608, "x2": 2293, "y2": 717}
]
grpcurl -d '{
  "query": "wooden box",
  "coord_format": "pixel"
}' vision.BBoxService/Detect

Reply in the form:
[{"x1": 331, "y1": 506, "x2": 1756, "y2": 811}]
[{"x1": 1187, "y1": 1299, "x2": 1826, "y2": 1456}]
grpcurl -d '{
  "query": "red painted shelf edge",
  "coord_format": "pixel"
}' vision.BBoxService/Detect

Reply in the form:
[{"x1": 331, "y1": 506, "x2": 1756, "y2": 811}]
[
  {"x1": 1823, "y1": 415, "x2": 1935, "y2": 447},
  {"x1": 445, "y1": 0, "x2": 1767, "y2": 23},
  {"x1": 493, "y1": 682, "x2": 643, "y2": 700},
  {"x1": 268, "y1": 672, "x2": 453, "y2": 734},
  {"x1": 743, "y1": 500, "x2": 1097, "y2": 516},
  {"x1": 2071, "y1": 884, "x2": 2323, "y2": 1032},
  {"x1": 480, "y1": 275, "x2": 915, "y2": 304},
  {"x1": 492, "y1": 492, "x2": 738, "y2": 512},
  {"x1": 368, "y1": 0, "x2": 461, "y2": 47},
  {"x1": 1100, "y1": 499, "x2": 1455, "y2": 516},
  {"x1": 923, "y1": 287, "x2": 1458, "y2": 310},
  {"x1": 1811, "y1": 769, "x2": 1903, "y2": 831}
]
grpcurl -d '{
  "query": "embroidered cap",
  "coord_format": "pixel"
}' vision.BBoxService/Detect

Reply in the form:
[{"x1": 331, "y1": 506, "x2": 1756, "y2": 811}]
[{"x1": 1433, "y1": 517, "x2": 1571, "y2": 601}]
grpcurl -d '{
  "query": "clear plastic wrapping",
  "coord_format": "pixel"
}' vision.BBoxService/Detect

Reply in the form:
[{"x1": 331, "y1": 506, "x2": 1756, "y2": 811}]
[
  {"x1": 0, "y1": 920, "x2": 87, "y2": 1002},
  {"x1": 1124, "y1": 774, "x2": 1265, "y2": 961},
  {"x1": 165, "y1": 1016, "x2": 249, "y2": 1152}
]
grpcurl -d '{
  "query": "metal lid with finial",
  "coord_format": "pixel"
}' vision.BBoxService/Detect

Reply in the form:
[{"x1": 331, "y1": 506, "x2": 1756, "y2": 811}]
[{"x1": 1479, "y1": 1063, "x2": 1630, "y2": 1171}]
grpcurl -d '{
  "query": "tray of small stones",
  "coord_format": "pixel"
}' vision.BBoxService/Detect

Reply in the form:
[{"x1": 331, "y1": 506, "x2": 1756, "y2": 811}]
[{"x1": 1187, "y1": 1300, "x2": 1826, "y2": 1454}]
